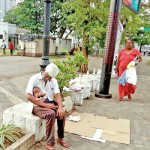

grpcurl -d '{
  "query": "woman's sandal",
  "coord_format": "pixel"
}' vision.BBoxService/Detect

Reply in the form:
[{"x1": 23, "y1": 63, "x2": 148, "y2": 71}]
[{"x1": 57, "y1": 138, "x2": 70, "y2": 148}]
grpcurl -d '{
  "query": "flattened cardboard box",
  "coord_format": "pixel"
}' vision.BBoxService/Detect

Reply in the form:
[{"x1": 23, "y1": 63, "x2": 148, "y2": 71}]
[{"x1": 65, "y1": 112, "x2": 130, "y2": 144}]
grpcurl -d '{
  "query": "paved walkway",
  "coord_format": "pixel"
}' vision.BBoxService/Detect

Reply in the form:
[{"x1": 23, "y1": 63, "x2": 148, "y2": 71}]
[{"x1": 0, "y1": 55, "x2": 150, "y2": 150}]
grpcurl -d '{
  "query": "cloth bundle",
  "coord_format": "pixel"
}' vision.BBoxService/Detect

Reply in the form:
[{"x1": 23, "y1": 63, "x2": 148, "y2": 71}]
[{"x1": 118, "y1": 56, "x2": 138, "y2": 86}]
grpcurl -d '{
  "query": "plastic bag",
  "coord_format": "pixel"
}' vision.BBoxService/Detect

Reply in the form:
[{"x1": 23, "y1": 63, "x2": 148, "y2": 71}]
[{"x1": 126, "y1": 67, "x2": 137, "y2": 85}]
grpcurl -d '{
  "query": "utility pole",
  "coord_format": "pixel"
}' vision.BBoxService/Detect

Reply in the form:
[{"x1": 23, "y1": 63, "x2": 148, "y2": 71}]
[
  {"x1": 40, "y1": 0, "x2": 52, "y2": 70},
  {"x1": 95, "y1": 0, "x2": 122, "y2": 99}
]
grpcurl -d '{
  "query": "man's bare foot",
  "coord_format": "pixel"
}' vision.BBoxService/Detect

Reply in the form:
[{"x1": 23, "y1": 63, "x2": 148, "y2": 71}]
[
  {"x1": 45, "y1": 144, "x2": 57, "y2": 150},
  {"x1": 57, "y1": 138, "x2": 70, "y2": 148}
]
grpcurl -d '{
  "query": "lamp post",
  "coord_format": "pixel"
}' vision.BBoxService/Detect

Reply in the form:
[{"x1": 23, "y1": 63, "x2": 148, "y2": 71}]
[
  {"x1": 95, "y1": 0, "x2": 122, "y2": 99},
  {"x1": 40, "y1": 0, "x2": 52, "y2": 71}
]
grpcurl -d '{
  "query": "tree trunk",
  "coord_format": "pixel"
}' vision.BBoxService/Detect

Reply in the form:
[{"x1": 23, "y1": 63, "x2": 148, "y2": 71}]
[
  {"x1": 65, "y1": 30, "x2": 72, "y2": 39},
  {"x1": 78, "y1": 0, "x2": 90, "y2": 73},
  {"x1": 139, "y1": 43, "x2": 143, "y2": 53},
  {"x1": 78, "y1": 36, "x2": 89, "y2": 73},
  {"x1": 78, "y1": 30, "x2": 89, "y2": 73},
  {"x1": 78, "y1": 47, "x2": 88, "y2": 73},
  {"x1": 59, "y1": 27, "x2": 66, "y2": 38}
]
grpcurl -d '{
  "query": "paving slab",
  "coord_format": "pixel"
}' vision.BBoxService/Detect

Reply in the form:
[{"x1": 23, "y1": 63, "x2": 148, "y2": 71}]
[{"x1": 0, "y1": 55, "x2": 150, "y2": 150}]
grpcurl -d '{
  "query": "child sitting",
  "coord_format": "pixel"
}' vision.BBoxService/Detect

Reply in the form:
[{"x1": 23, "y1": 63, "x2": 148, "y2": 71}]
[
  {"x1": 33, "y1": 87, "x2": 58, "y2": 109},
  {"x1": 33, "y1": 87, "x2": 46, "y2": 99}
]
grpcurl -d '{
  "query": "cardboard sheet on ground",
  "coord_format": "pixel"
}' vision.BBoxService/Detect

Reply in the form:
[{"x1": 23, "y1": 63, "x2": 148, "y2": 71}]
[{"x1": 65, "y1": 112, "x2": 130, "y2": 144}]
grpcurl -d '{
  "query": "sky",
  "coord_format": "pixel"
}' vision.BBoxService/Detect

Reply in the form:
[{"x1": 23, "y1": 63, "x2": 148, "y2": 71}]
[
  {"x1": 16, "y1": 0, "x2": 22, "y2": 5},
  {"x1": 142, "y1": 0, "x2": 149, "y2": 3}
]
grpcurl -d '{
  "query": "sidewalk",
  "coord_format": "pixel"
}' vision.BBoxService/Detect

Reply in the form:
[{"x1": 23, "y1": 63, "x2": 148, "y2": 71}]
[{"x1": 0, "y1": 55, "x2": 150, "y2": 150}]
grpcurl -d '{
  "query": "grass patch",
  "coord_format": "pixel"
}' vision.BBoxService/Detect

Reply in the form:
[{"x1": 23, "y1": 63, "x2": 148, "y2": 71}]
[
  {"x1": 49, "y1": 55, "x2": 66, "y2": 59},
  {"x1": 0, "y1": 49, "x2": 19, "y2": 57},
  {"x1": 0, "y1": 49, "x2": 67, "y2": 58},
  {"x1": 146, "y1": 60, "x2": 150, "y2": 65}
]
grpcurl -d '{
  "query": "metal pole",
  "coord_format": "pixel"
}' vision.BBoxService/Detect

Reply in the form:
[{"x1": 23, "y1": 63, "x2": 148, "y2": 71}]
[
  {"x1": 40, "y1": 0, "x2": 52, "y2": 71},
  {"x1": 95, "y1": 0, "x2": 122, "y2": 99}
]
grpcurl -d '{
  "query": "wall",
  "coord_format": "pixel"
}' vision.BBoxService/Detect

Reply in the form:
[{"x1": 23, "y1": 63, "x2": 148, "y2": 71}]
[
  {"x1": 18, "y1": 38, "x2": 57, "y2": 57},
  {"x1": 0, "y1": 22, "x2": 8, "y2": 47},
  {"x1": 8, "y1": 23, "x2": 16, "y2": 34},
  {"x1": 56, "y1": 38, "x2": 72, "y2": 54},
  {"x1": 18, "y1": 37, "x2": 72, "y2": 57},
  {"x1": 0, "y1": 22, "x2": 16, "y2": 48}
]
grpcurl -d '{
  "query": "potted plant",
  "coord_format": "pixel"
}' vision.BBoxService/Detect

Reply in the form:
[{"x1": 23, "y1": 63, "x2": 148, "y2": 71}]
[
  {"x1": 54, "y1": 49, "x2": 88, "y2": 111},
  {"x1": 0, "y1": 124, "x2": 25, "y2": 150}
]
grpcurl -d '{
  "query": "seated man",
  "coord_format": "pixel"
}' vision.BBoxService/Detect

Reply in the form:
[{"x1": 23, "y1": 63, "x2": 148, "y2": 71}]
[{"x1": 26, "y1": 63, "x2": 70, "y2": 150}]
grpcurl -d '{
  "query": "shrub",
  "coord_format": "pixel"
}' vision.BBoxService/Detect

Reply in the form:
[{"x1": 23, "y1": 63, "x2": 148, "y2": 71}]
[{"x1": 54, "y1": 49, "x2": 88, "y2": 94}]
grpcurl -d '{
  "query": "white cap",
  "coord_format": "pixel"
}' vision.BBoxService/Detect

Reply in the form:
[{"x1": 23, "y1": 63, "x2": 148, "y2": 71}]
[{"x1": 45, "y1": 63, "x2": 59, "y2": 78}]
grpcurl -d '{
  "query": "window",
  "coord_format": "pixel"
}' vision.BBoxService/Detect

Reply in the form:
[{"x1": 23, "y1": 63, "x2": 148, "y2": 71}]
[{"x1": 0, "y1": 35, "x2": 3, "y2": 39}]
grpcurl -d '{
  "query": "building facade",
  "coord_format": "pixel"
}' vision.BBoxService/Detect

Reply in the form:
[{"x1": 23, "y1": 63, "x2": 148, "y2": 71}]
[
  {"x1": 0, "y1": 0, "x2": 16, "y2": 21},
  {"x1": 0, "y1": 22, "x2": 16, "y2": 48}
]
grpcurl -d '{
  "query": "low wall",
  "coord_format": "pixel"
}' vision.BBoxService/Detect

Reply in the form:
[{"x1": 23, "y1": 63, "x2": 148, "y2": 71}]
[{"x1": 18, "y1": 37, "x2": 72, "y2": 57}]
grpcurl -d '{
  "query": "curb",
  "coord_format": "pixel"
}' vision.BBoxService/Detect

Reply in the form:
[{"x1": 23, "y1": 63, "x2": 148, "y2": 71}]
[{"x1": 6, "y1": 133, "x2": 35, "y2": 150}]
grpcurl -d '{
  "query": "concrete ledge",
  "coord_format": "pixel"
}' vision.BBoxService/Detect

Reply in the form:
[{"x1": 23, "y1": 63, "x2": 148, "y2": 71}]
[
  {"x1": 3, "y1": 102, "x2": 46, "y2": 142},
  {"x1": 6, "y1": 133, "x2": 35, "y2": 150}
]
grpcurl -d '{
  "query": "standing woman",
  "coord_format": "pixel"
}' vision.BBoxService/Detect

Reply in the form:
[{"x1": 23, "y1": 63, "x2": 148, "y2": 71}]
[
  {"x1": 115, "y1": 38, "x2": 142, "y2": 101},
  {"x1": 9, "y1": 40, "x2": 14, "y2": 56}
]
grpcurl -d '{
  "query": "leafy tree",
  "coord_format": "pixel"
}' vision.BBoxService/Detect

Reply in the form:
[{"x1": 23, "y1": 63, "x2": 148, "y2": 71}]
[
  {"x1": 61, "y1": 0, "x2": 109, "y2": 72},
  {"x1": 62, "y1": 0, "x2": 149, "y2": 72},
  {"x1": 4, "y1": 0, "x2": 68, "y2": 35},
  {"x1": 3, "y1": 0, "x2": 149, "y2": 63},
  {"x1": 120, "y1": 2, "x2": 150, "y2": 45},
  {"x1": 2, "y1": 8, "x2": 19, "y2": 25},
  {"x1": 133, "y1": 30, "x2": 150, "y2": 52},
  {"x1": 50, "y1": 0, "x2": 70, "y2": 38}
]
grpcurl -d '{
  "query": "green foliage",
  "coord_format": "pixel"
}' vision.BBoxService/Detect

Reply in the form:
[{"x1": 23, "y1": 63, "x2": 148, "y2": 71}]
[
  {"x1": 3, "y1": 8, "x2": 18, "y2": 25},
  {"x1": 51, "y1": 0, "x2": 69, "y2": 37},
  {"x1": 133, "y1": 30, "x2": 150, "y2": 46},
  {"x1": 120, "y1": 3, "x2": 150, "y2": 45},
  {"x1": 4, "y1": 0, "x2": 69, "y2": 36},
  {"x1": 61, "y1": 0, "x2": 109, "y2": 50},
  {"x1": 140, "y1": 2, "x2": 150, "y2": 27},
  {"x1": 54, "y1": 49, "x2": 88, "y2": 92},
  {"x1": 0, "y1": 124, "x2": 22, "y2": 150},
  {"x1": 3, "y1": 0, "x2": 149, "y2": 49}
]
